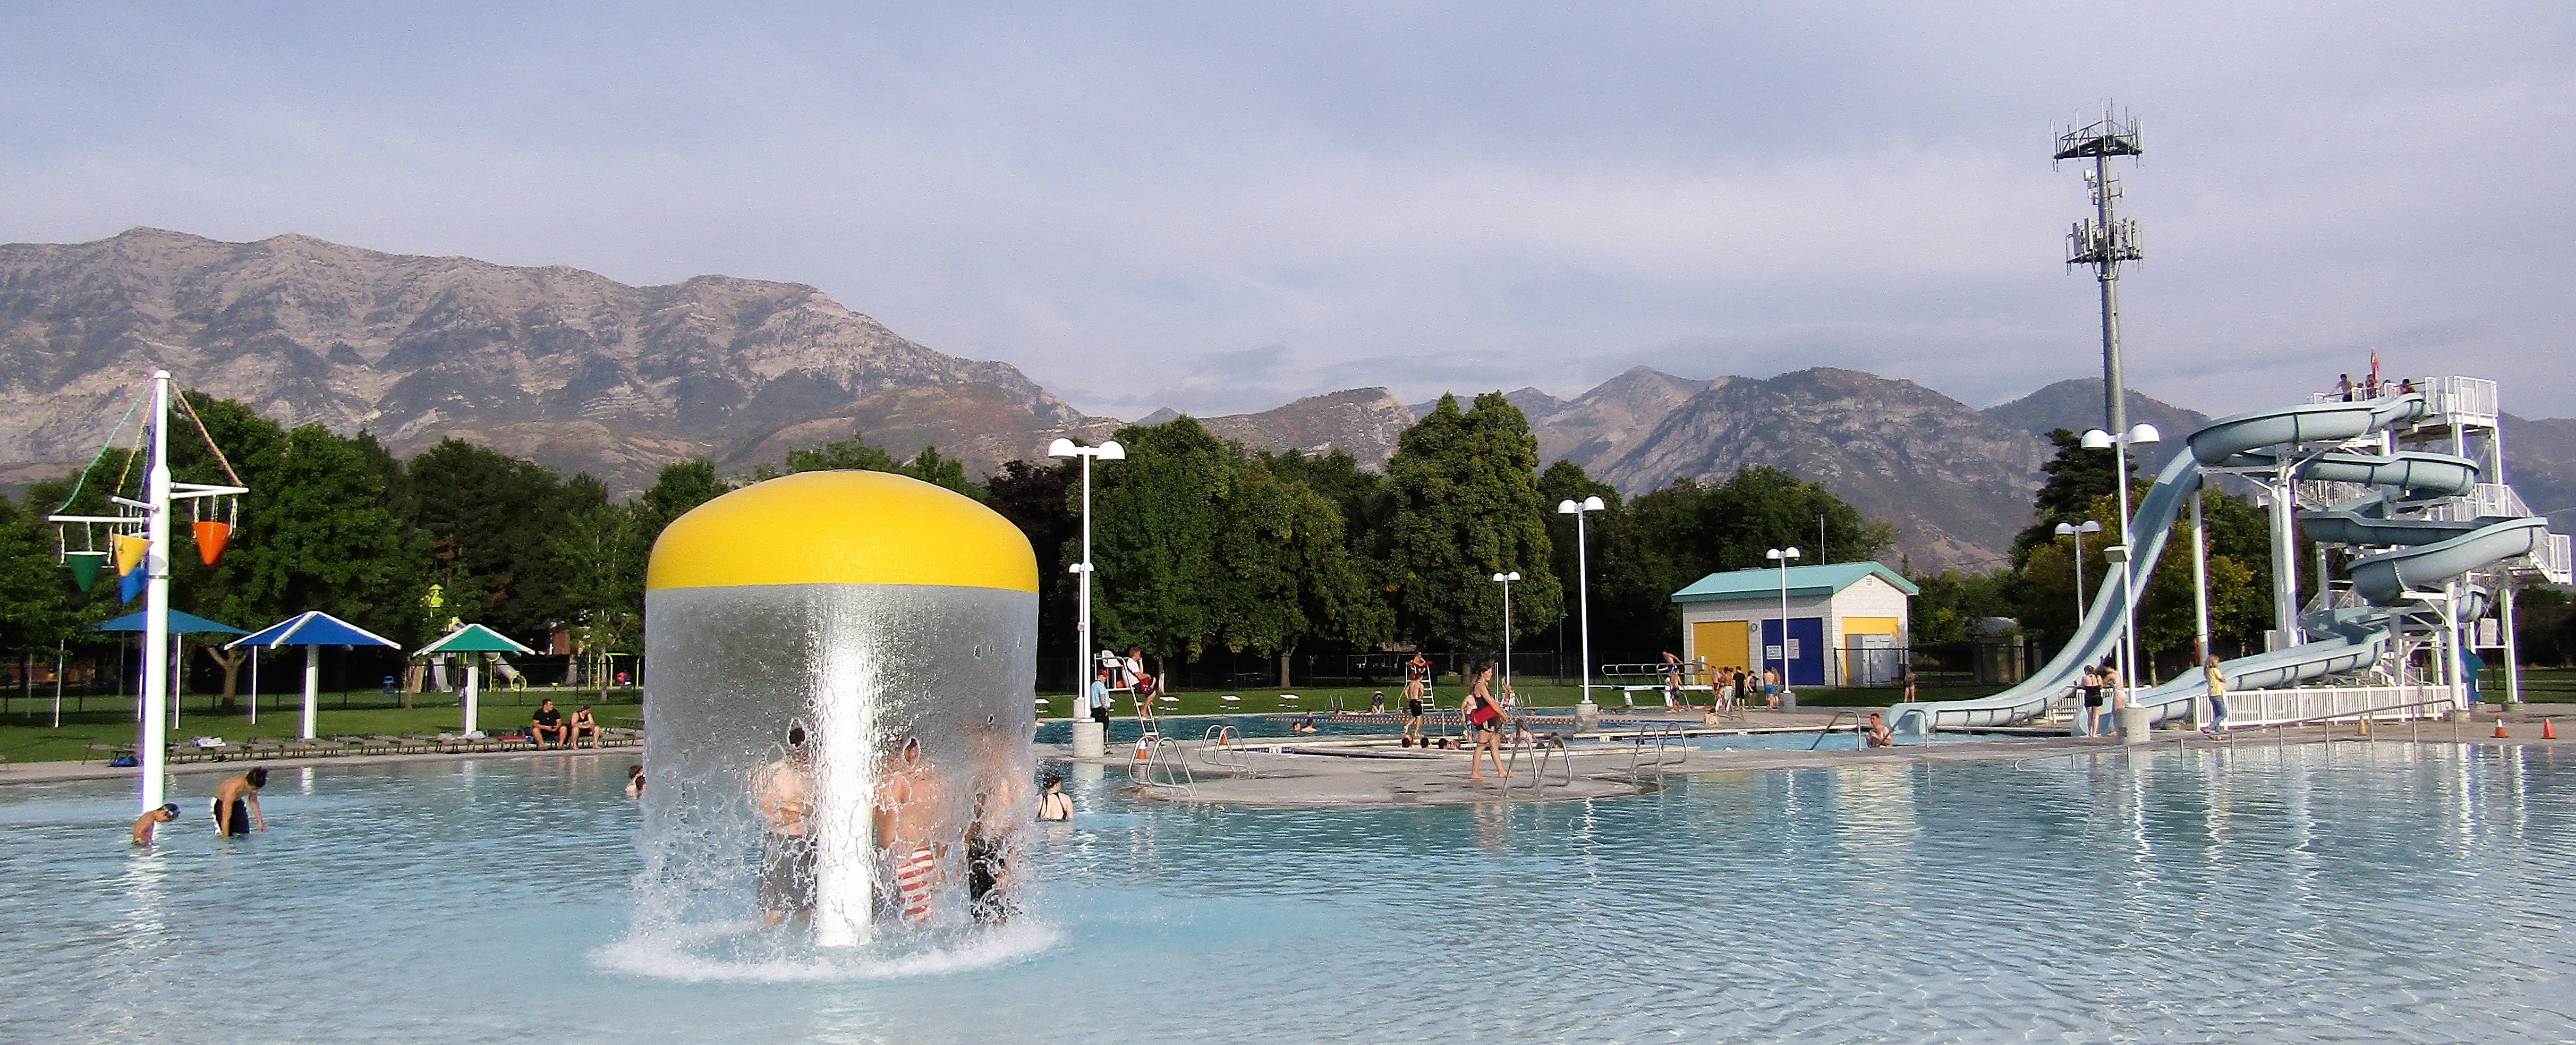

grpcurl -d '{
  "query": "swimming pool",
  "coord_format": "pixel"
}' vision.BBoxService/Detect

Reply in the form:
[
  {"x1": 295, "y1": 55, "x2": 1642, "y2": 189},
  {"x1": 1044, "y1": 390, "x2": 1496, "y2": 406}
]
[{"x1": 4, "y1": 742, "x2": 2569, "y2": 1042}]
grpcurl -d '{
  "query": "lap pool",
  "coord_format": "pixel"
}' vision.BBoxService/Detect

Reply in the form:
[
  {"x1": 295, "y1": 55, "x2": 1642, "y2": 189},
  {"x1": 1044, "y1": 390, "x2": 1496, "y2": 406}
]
[{"x1": 3, "y1": 742, "x2": 2569, "y2": 1042}]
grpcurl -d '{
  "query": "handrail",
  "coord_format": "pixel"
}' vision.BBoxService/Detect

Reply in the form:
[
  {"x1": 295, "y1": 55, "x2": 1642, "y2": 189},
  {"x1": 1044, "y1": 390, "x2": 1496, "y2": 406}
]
[
  {"x1": 1135, "y1": 735, "x2": 1195, "y2": 793},
  {"x1": 1199, "y1": 724, "x2": 1247, "y2": 772},
  {"x1": 1506, "y1": 725, "x2": 1572, "y2": 794},
  {"x1": 2012, "y1": 696, "x2": 2464, "y2": 769},
  {"x1": 1809, "y1": 710, "x2": 1859, "y2": 751},
  {"x1": 1625, "y1": 721, "x2": 1689, "y2": 774}
]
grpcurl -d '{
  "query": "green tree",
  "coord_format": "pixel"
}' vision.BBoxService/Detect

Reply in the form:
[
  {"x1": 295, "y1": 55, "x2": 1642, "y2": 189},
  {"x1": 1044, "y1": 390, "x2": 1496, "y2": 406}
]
[
  {"x1": 407, "y1": 439, "x2": 577, "y2": 641},
  {"x1": 1382, "y1": 393, "x2": 1562, "y2": 653},
  {"x1": 2010, "y1": 428, "x2": 2130, "y2": 567},
  {"x1": 984, "y1": 459, "x2": 1077, "y2": 661},
  {"x1": 1085, "y1": 418, "x2": 1231, "y2": 674},
  {"x1": 1537, "y1": 460, "x2": 1673, "y2": 652},
  {"x1": 1210, "y1": 458, "x2": 1392, "y2": 686}
]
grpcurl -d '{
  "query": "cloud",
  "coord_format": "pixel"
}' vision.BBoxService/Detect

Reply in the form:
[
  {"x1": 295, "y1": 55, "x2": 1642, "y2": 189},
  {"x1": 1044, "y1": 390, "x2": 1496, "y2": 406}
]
[{"x1": 2, "y1": 3, "x2": 2572, "y2": 420}]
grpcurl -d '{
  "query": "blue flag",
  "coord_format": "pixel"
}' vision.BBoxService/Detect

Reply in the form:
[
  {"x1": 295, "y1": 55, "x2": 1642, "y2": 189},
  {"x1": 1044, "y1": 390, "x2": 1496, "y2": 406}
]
[{"x1": 120, "y1": 567, "x2": 146, "y2": 604}]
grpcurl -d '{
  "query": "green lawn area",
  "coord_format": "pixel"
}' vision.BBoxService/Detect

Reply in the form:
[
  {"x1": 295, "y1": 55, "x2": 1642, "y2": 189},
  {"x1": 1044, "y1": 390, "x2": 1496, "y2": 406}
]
[{"x1": 0, "y1": 689, "x2": 642, "y2": 765}]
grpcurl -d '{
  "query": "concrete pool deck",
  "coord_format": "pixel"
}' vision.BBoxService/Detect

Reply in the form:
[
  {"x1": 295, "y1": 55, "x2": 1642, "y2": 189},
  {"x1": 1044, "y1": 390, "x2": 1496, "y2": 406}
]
[{"x1": 1044, "y1": 719, "x2": 2576, "y2": 808}]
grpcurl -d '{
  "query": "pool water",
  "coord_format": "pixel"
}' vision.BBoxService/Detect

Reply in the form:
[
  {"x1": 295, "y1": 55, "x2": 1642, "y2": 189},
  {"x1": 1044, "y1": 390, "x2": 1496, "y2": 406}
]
[{"x1": 4, "y1": 743, "x2": 2571, "y2": 1043}]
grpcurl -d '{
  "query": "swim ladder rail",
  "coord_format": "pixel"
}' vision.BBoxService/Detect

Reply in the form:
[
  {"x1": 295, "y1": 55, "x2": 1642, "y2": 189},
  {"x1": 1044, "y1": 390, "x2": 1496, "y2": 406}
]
[
  {"x1": 1625, "y1": 721, "x2": 1690, "y2": 774},
  {"x1": 1505, "y1": 726, "x2": 1571, "y2": 794},
  {"x1": 1135, "y1": 735, "x2": 1195, "y2": 794},
  {"x1": 1198, "y1": 724, "x2": 1249, "y2": 772},
  {"x1": 1809, "y1": 710, "x2": 1859, "y2": 751}
]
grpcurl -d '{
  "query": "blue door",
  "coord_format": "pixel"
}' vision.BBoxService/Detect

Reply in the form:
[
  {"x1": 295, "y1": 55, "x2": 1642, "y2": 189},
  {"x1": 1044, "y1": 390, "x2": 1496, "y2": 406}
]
[{"x1": 1761, "y1": 617, "x2": 1826, "y2": 687}]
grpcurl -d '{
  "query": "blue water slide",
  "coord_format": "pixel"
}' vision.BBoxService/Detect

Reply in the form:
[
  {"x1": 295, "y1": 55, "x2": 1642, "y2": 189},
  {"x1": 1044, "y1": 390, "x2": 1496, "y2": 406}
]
[{"x1": 1888, "y1": 395, "x2": 2433, "y2": 734}]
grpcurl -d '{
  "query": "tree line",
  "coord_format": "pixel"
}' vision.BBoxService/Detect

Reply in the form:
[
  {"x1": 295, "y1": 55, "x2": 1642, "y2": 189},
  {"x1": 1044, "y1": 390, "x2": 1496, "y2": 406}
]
[{"x1": 0, "y1": 388, "x2": 1903, "y2": 694}]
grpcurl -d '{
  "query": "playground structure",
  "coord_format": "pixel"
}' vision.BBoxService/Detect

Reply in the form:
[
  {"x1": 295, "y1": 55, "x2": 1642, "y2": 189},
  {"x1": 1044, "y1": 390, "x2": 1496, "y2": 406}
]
[{"x1": 1892, "y1": 377, "x2": 2570, "y2": 736}]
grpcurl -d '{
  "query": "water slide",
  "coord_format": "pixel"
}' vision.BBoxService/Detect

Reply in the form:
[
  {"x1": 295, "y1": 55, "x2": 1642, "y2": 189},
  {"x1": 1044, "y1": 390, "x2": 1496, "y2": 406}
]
[{"x1": 1888, "y1": 393, "x2": 2547, "y2": 734}]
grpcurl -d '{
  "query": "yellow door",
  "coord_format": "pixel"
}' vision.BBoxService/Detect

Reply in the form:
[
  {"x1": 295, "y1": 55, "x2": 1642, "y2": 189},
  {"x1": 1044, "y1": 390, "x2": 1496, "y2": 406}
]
[{"x1": 1693, "y1": 621, "x2": 1753, "y2": 671}]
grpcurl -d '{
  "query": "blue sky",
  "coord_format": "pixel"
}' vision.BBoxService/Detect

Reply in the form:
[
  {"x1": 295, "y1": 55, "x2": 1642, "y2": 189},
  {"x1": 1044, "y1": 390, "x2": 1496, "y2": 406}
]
[{"x1": 4, "y1": 3, "x2": 2571, "y2": 420}]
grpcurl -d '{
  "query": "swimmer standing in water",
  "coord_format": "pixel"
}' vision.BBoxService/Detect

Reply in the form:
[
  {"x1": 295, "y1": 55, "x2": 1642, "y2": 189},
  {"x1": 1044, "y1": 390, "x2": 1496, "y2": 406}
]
[
  {"x1": 753, "y1": 727, "x2": 817, "y2": 926},
  {"x1": 132, "y1": 803, "x2": 179, "y2": 846},
  {"x1": 212, "y1": 768, "x2": 268, "y2": 836},
  {"x1": 874, "y1": 736, "x2": 947, "y2": 924}
]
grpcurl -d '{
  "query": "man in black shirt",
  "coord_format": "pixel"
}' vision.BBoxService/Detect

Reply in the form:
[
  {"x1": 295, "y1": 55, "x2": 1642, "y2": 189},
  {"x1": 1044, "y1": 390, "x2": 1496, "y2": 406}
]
[{"x1": 529, "y1": 699, "x2": 568, "y2": 749}]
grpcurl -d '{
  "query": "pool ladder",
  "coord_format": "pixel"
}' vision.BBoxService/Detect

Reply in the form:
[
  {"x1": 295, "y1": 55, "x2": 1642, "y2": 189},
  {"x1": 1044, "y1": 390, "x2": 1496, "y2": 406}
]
[
  {"x1": 1504, "y1": 728, "x2": 1572, "y2": 794},
  {"x1": 1199, "y1": 724, "x2": 1251, "y2": 772},
  {"x1": 1625, "y1": 721, "x2": 1691, "y2": 774},
  {"x1": 1809, "y1": 710, "x2": 1859, "y2": 750},
  {"x1": 1133, "y1": 735, "x2": 1195, "y2": 796}
]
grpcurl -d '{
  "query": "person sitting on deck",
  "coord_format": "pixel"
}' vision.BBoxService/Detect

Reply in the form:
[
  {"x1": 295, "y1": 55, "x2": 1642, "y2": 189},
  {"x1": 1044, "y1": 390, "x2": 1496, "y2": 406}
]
[
  {"x1": 1864, "y1": 713, "x2": 1894, "y2": 748},
  {"x1": 529, "y1": 699, "x2": 569, "y2": 749},
  {"x1": 567, "y1": 705, "x2": 602, "y2": 749}
]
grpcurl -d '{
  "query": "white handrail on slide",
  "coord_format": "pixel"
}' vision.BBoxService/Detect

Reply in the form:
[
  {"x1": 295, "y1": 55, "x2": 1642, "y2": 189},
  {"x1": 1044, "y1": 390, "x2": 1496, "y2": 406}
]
[{"x1": 1888, "y1": 393, "x2": 2555, "y2": 735}]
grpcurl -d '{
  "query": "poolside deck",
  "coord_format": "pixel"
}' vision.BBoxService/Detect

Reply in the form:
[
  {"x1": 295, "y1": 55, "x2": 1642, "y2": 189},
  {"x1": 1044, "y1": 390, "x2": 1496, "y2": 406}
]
[{"x1": 1044, "y1": 714, "x2": 2576, "y2": 808}]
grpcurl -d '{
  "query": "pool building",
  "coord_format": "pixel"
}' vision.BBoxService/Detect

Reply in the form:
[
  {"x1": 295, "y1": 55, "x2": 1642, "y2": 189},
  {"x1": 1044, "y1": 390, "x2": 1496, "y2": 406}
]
[{"x1": 1672, "y1": 561, "x2": 1916, "y2": 687}]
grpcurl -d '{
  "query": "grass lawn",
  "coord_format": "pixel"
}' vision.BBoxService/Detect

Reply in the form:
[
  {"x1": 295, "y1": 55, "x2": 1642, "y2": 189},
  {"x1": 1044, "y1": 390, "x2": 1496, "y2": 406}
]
[{"x1": 0, "y1": 689, "x2": 642, "y2": 765}]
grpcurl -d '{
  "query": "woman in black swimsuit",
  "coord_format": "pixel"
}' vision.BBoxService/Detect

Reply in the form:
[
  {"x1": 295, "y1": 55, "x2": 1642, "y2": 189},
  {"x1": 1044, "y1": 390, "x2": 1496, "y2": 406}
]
[{"x1": 2077, "y1": 665, "x2": 2104, "y2": 737}]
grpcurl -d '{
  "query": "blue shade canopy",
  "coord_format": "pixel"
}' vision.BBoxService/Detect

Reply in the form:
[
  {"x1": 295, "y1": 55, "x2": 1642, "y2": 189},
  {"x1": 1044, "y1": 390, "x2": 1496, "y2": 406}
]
[
  {"x1": 227, "y1": 610, "x2": 401, "y2": 650},
  {"x1": 93, "y1": 609, "x2": 249, "y2": 635},
  {"x1": 413, "y1": 623, "x2": 535, "y2": 656}
]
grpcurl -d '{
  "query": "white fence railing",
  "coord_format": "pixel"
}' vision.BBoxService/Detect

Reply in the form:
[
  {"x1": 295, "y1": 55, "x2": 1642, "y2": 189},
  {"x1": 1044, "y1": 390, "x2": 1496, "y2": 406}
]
[
  {"x1": 2419, "y1": 482, "x2": 2530, "y2": 522},
  {"x1": 2217, "y1": 684, "x2": 2455, "y2": 728}
]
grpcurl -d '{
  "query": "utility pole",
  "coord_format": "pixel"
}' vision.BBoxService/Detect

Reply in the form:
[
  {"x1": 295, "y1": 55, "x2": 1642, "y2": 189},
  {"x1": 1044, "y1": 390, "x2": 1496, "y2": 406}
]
[{"x1": 2056, "y1": 106, "x2": 2144, "y2": 437}]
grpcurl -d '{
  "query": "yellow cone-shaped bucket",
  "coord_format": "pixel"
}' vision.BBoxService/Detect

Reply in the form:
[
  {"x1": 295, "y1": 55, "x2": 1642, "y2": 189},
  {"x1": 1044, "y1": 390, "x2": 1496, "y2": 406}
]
[
  {"x1": 638, "y1": 470, "x2": 1038, "y2": 949},
  {"x1": 111, "y1": 533, "x2": 148, "y2": 575}
]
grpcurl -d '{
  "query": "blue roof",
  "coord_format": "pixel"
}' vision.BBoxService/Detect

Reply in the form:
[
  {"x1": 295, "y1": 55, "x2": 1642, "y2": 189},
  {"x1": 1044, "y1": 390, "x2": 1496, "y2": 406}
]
[
  {"x1": 1670, "y1": 561, "x2": 1919, "y2": 604},
  {"x1": 228, "y1": 610, "x2": 401, "y2": 649},
  {"x1": 95, "y1": 609, "x2": 249, "y2": 635}
]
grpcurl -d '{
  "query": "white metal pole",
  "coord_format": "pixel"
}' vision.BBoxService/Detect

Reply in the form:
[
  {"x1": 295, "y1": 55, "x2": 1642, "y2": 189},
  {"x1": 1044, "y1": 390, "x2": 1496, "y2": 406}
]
[
  {"x1": 248, "y1": 647, "x2": 258, "y2": 724},
  {"x1": 170, "y1": 633, "x2": 182, "y2": 730},
  {"x1": 301, "y1": 644, "x2": 320, "y2": 740},
  {"x1": 1500, "y1": 577, "x2": 1513, "y2": 693},
  {"x1": 2115, "y1": 439, "x2": 2141, "y2": 704},
  {"x1": 2504, "y1": 579, "x2": 2524, "y2": 700},
  {"x1": 1779, "y1": 556, "x2": 1790, "y2": 689},
  {"x1": 139, "y1": 370, "x2": 172, "y2": 814},
  {"x1": 2191, "y1": 489, "x2": 2212, "y2": 730},
  {"x1": 1576, "y1": 512, "x2": 1593, "y2": 708},
  {"x1": 463, "y1": 656, "x2": 480, "y2": 735},
  {"x1": 1079, "y1": 453, "x2": 1092, "y2": 675},
  {"x1": 52, "y1": 641, "x2": 63, "y2": 729},
  {"x1": 2071, "y1": 530, "x2": 2087, "y2": 633},
  {"x1": 2190, "y1": 490, "x2": 2211, "y2": 658}
]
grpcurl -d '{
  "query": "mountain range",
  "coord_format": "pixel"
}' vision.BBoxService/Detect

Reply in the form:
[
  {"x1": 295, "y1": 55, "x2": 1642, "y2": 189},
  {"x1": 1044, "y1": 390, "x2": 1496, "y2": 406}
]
[{"x1": 3, "y1": 228, "x2": 2565, "y2": 572}]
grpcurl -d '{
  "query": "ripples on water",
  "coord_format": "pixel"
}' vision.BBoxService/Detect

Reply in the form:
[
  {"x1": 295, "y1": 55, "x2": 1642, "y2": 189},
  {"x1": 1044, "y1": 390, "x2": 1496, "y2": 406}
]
[{"x1": 2, "y1": 743, "x2": 2570, "y2": 1043}]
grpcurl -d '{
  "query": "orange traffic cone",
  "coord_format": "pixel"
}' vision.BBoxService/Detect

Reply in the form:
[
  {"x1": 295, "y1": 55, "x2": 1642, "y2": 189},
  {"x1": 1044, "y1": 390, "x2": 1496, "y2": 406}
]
[
  {"x1": 2494, "y1": 719, "x2": 2511, "y2": 738},
  {"x1": 2544, "y1": 719, "x2": 2559, "y2": 741},
  {"x1": 1134, "y1": 738, "x2": 1151, "y2": 760}
]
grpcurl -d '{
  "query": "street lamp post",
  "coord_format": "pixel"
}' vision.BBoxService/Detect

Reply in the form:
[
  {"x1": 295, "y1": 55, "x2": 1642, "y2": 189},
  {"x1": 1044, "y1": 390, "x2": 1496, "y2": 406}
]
[
  {"x1": 1045, "y1": 438, "x2": 1125, "y2": 707},
  {"x1": 1766, "y1": 547, "x2": 1801, "y2": 708},
  {"x1": 2054, "y1": 520, "x2": 2103, "y2": 625},
  {"x1": 1556, "y1": 496, "x2": 1605, "y2": 718},
  {"x1": 2080, "y1": 424, "x2": 2162, "y2": 714},
  {"x1": 1492, "y1": 571, "x2": 1520, "y2": 700}
]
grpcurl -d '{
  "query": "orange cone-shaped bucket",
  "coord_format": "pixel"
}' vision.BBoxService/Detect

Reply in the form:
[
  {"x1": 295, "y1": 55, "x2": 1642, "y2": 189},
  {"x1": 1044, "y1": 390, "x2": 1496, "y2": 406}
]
[
  {"x1": 64, "y1": 551, "x2": 107, "y2": 591},
  {"x1": 194, "y1": 521, "x2": 233, "y2": 566},
  {"x1": 111, "y1": 533, "x2": 148, "y2": 575}
]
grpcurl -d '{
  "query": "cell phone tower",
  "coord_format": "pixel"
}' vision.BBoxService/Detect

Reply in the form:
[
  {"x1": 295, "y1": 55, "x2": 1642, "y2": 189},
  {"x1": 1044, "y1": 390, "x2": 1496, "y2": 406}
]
[{"x1": 2055, "y1": 105, "x2": 2144, "y2": 434}]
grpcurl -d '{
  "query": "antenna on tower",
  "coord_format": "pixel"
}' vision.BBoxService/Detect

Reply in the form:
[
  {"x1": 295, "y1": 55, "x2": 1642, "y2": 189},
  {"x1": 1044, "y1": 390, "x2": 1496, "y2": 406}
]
[{"x1": 2054, "y1": 103, "x2": 2143, "y2": 435}]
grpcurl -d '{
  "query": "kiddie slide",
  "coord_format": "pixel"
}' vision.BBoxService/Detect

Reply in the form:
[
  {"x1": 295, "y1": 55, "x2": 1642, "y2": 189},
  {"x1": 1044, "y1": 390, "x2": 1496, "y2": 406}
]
[{"x1": 1887, "y1": 393, "x2": 2547, "y2": 734}]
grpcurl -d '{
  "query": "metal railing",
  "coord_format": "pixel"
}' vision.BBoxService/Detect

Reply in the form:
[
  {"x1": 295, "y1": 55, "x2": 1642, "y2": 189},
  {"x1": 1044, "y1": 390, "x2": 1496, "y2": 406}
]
[
  {"x1": 1198, "y1": 724, "x2": 1248, "y2": 772},
  {"x1": 1505, "y1": 727, "x2": 1571, "y2": 794},
  {"x1": 1809, "y1": 710, "x2": 1858, "y2": 751},
  {"x1": 2215, "y1": 684, "x2": 2453, "y2": 729},
  {"x1": 1133, "y1": 734, "x2": 1194, "y2": 794},
  {"x1": 1624, "y1": 721, "x2": 1691, "y2": 774}
]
